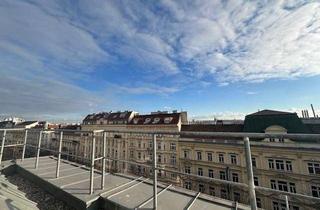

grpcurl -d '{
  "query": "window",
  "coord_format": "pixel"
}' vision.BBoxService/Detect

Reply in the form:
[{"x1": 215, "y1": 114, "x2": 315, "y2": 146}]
[
  {"x1": 311, "y1": 185, "x2": 320, "y2": 197},
  {"x1": 171, "y1": 173, "x2": 176, "y2": 179},
  {"x1": 254, "y1": 176, "x2": 259, "y2": 186},
  {"x1": 170, "y1": 155, "x2": 176, "y2": 165},
  {"x1": 269, "y1": 159, "x2": 275, "y2": 169},
  {"x1": 286, "y1": 161, "x2": 293, "y2": 172},
  {"x1": 149, "y1": 141, "x2": 152, "y2": 149},
  {"x1": 157, "y1": 143, "x2": 161, "y2": 150},
  {"x1": 256, "y1": 197, "x2": 262, "y2": 208},
  {"x1": 232, "y1": 173, "x2": 239, "y2": 182},
  {"x1": 138, "y1": 152, "x2": 141, "y2": 159},
  {"x1": 198, "y1": 168, "x2": 203, "y2": 176},
  {"x1": 209, "y1": 187, "x2": 215, "y2": 196},
  {"x1": 272, "y1": 201, "x2": 298, "y2": 210},
  {"x1": 130, "y1": 150, "x2": 134, "y2": 158},
  {"x1": 197, "y1": 151, "x2": 202, "y2": 160},
  {"x1": 184, "y1": 181, "x2": 192, "y2": 190},
  {"x1": 158, "y1": 155, "x2": 161, "y2": 163},
  {"x1": 271, "y1": 180, "x2": 296, "y2": 193},
  {"x1": 269, "y1": 159, "x2": 292, "y2": 172},
  {"x1": 220, "y1": 171, "x2": 226, "y2": 180},
  {"x1": 144, "y1": 118, "x2": 151, "y2": 124},
  {"x1": 220, "y1": 189, "x2": 227, "y2": 199},
  {"x1": 184, "y1": 150, "x2": 189, "y2": 159},
  {"x1": 278, "y1": 181, "x2": 288, "y2": 192},
  {"x1": 138, "y1": 141, "x2": 141, "y2": 148},
  {"x1": 198, "y1": 184, "x2": 205, "y2": 193},
  {"x1": 289, "y1": 183, "x2": 296, "y2": 193},
  {"x1": 153, "y1": 117, "x2": 160, "y2": 124},
  {"x1": 207, "y1": 152, "x2": 213, "y2": 161},
  {"x1": 233, "y1": 192, "x2": 240, "y2": 202},
  {"x1": 279, "y1": 137, "x2": 284, "y2": 143},
  {"x1": 164, "y1": 117, "x2": 173, "y2": 123},
  {"x1": 219, "y1": 154, "x2": 224, "y2": 163},
  {"x1": 208, "y1": 169, "x2": 214, "y2": 178},
  {"x1": 270, "y1": 138, "x2": 276, "y2": 142},
  {"x1": 252, "y1": 157, "x2": 257, "y2": 168},
  {"x1": 185, "y1": 166, "x2": 191, "y2": 174},
  {"x1": 230, "y1": 154, "x2": 237, "y2": 165},
  {"x1": 276, "y1": 160, "x2": 285, "y2": 170},
  {"x1": 308, "y1": 162, "x2": 320, "y2": 174},
  {"x1": 170, "y1": 143, "x2": 176, "y2": 150},
  {"x1": 272, "y1": 201, "x2": 285, "y2": 210},
  {"x1": 271, "y1": 180, "x2": 277, "y2": 189}
]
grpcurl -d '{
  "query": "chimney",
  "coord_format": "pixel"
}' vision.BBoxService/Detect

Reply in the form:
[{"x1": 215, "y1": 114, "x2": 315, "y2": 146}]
[{"x1": 306, "y1": 110, "x2": 309, "y2": 118}]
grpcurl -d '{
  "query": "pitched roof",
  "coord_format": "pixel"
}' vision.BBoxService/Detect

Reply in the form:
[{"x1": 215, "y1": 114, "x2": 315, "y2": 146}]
[
  {"x1": 128, "y1": 113, "x2": 180, "y2": 125},
  {"x1": 244, "y1": 110, "x2": 310, "y2": 133},
  {"x1": 248, "y1": 109, "x2": 294, "y2": 116},
  {"x1": 83, "y1": 111, "x2": 134, "y2": 124}
]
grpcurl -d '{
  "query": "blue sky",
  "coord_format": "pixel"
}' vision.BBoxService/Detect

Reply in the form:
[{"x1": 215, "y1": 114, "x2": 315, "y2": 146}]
[{"x1": 1, "y1": 0, "x2": 320, "y2": 122}]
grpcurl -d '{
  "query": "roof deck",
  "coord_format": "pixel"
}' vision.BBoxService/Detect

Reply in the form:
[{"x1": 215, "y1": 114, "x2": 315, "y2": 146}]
[{"x1": 11, "y1": 156, "x2": 249, "y2": 210}]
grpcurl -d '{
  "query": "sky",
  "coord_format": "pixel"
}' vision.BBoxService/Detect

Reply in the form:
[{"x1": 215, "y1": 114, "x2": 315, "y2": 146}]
[{"x1": 1, "y1": 0, "x2": 320, "y2": 122}]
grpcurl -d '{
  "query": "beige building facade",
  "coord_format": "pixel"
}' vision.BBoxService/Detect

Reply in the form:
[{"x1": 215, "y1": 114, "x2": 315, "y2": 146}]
[
  {"x1": 44, "y1": 109, "x2": 320, "y2": 210},
  {"x1": 179, "y1": 110, "x2": 320, "y2": 210}
]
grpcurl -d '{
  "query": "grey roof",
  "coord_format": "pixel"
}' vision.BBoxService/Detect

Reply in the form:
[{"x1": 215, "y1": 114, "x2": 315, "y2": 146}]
[
  {"x1": 14, "y1": 156, "x2": 250, "y2": 210},
  {"x1": 248, "y1": 109, "x2": 294, "y2": 116}
]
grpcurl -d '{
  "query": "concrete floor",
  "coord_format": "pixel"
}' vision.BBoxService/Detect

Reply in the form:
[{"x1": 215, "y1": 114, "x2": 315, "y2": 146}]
[{"x1": 14, "y1": 156, "x2": 251, "y2": 210}]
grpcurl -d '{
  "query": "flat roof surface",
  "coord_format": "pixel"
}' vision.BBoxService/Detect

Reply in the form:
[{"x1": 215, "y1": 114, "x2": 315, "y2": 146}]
[{"x1": 16, "y1": 156, "x2": 250, "y2": 210}]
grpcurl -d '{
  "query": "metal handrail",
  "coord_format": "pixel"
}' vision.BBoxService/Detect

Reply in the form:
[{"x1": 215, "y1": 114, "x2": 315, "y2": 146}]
[{"x1": 1, "y1": 128, "x2": 320, "y2": 210}]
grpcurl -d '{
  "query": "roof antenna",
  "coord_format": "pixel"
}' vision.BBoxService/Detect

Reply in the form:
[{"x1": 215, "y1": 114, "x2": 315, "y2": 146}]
[{"x1": 311, "y1": 104, "x2": 316, "y2": 118}]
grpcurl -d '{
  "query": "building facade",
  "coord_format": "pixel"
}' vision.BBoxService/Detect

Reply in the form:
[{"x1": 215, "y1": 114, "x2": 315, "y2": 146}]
[
  {"x1": 42, "y1": 109, "x2": 320, "y2": 209},
  {"x1": 179, "y1": 110, "x2": 320, "y2": 210}
]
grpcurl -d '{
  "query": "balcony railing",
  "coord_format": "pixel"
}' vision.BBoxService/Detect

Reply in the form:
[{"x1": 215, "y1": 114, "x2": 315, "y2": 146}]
[{"x1": 0, "y1": 128, "x2": 320, "y2": 210}]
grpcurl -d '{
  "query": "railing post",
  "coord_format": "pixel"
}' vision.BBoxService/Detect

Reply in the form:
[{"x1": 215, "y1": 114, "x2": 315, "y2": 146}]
[
  {"x1": 152, "y1": 134, "x2": 157, "y2": 210},
  {"x1": 90, "y1": 132, "x2": 96, "y2": 195},
  {"x1": 285, "y1": 195, "x2": 289, "y2": 210},
  {"x1": 244, "y1": 137, "x2": 257, "y2": 210},
  {"x1": 101, "y1": 131, "x2": 106, "y2": 189},
  {"x1": 0, "y1": 130, "x2": 7, "y2": 167},
  {"x1": 21, "y1": 130, "x2": 28, "y2": 162},
  {"x1": 56, "y1": 131, "x2": 63, "y2": 178},
  {"x1": 35, "y1": 131, "x2": 43, "y2": 169}
]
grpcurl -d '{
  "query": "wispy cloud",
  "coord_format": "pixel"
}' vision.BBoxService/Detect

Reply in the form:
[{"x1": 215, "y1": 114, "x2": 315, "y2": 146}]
[
  {"x1": 107, "y1": 83, "x2": 179, "y2": 95},
  {"x1": 1, "y1": 0, "x2": 320, "y2": 119},
  {"x1": 246, "y1": 91, "x2": 258, "y2": 95}
]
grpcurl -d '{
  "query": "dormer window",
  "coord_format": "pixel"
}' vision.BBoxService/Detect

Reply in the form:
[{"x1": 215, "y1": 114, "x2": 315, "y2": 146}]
[
  {"x1": 120, "y1": 113, "x2": 126, "y2": 118},
  {"x1": 113, "y1": 114, "x2": 118, "y2": 118},
  {"x1": 144, "y1": 118, "x2": 151, "y2": 124},
  {"x1": 164, "y1": 117, "x2": 173, "y2": 124},
  {"x1": 153, "y1": 118, "x2": 160, "y2": 124},
  {"x1": 133, "y1": 118, "x2": 139, "y2": 124}
]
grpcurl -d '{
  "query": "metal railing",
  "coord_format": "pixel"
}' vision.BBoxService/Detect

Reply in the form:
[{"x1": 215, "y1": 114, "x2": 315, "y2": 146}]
[{"x1": 0, "y1": 128, "x2": 320, "y2": 210}]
